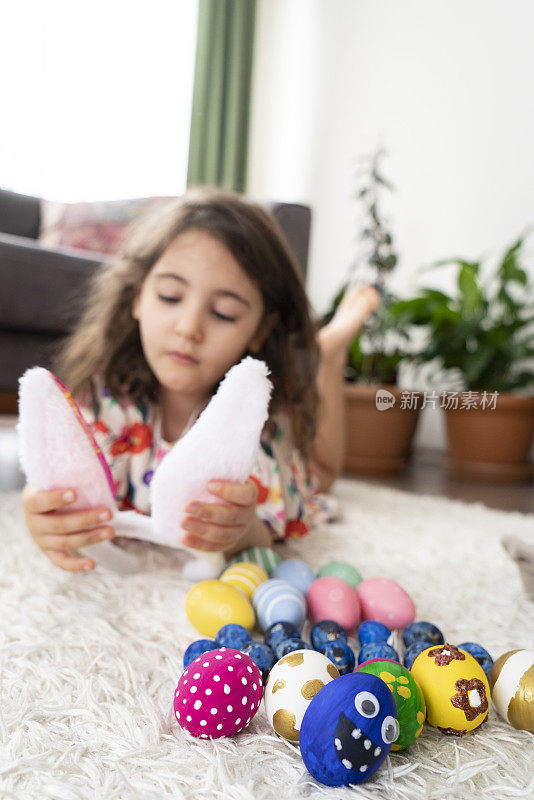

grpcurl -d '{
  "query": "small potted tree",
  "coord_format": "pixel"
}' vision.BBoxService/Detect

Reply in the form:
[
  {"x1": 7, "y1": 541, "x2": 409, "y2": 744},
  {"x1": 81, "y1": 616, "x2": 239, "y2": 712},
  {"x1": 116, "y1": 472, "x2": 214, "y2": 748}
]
[
  {"x1": 390, "y1": 232, "x2": 534, "y2": 481},
  {"x1": 323, "y1": 149, "x2": 422, "y2": 475}
]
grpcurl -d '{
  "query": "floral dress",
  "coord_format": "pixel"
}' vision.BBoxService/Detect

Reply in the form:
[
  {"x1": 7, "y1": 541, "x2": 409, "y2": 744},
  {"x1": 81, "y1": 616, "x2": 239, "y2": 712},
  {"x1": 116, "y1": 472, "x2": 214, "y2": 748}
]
[{"x1": 76, "y1": 380, "x2": 340, "y2": 542}]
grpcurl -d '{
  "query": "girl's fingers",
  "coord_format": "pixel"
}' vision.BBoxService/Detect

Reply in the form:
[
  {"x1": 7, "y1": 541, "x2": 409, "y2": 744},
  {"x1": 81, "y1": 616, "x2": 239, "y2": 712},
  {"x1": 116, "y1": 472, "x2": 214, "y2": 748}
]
[
  {"x1": 181, "y1": 517, "x2": 240, "y2": 548},
  {"x1": 24, "y1": 485, "x2": 77, "y2": 514},
  {"x1": 41, "y1": 526, "x2": 115, "y2": 552},
  {"x1": 45, "y1": 549, "x2": 95, "y2": 572},
  {"x1": 38, "y1": 506, "x2": 113, "y2": 536},
  {"x1": 206, "y1": 479, "x2": 258, "y2": 507},
  {"x1": 184, "y1": 501, "x2": 247, "y2": 526}
]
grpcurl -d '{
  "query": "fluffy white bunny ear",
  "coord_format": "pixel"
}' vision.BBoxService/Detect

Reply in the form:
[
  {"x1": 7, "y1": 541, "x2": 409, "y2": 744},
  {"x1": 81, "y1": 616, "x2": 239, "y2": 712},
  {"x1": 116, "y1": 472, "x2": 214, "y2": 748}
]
[
  {"x1": 18, "y1": 367, "x2": 116, "y2": 509},
  {"x1": 18, "y1": 367, "x2": 142, "y2": 574},
  {"x1": 150, "y1": 356, "x2": 273, "y2": 549}
]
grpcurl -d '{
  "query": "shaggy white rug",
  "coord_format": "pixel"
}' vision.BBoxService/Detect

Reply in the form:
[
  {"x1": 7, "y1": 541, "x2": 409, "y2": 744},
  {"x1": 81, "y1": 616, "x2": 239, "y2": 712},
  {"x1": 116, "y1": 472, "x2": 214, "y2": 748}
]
[{"x1": 1, "y1": 479, "x2": 533, "y2": 800}]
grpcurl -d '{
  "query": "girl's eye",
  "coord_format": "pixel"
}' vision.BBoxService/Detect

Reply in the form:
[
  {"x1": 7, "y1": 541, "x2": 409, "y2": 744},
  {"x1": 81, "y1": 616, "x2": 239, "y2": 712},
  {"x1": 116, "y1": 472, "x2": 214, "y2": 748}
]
[
  {"x1": 158, "y1": 295, "x2": 181, "y2": 304},
  {"x1": 213, "y1": 311, "x2": 237, "y2": 322}
]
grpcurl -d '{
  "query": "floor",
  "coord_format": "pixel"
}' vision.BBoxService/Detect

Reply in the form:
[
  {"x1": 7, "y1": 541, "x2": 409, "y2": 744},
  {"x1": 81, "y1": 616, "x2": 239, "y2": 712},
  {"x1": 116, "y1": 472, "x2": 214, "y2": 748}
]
[{"x1": 1, "y1": 415, "x2": 532, "y2": 513}]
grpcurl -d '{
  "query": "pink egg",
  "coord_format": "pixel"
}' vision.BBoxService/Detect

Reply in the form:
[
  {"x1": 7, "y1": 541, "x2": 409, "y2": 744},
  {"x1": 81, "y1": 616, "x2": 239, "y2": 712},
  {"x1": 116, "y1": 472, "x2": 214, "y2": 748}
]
[
  {"x1": 356, "y1": 577, "x2": 416, "y2": 629},
  {"x1": 174, "y1": 648, "x2": 263, "y2": 738},
  {"x1": 306, "y1": 576, "x2": 361, "y2": 631}
]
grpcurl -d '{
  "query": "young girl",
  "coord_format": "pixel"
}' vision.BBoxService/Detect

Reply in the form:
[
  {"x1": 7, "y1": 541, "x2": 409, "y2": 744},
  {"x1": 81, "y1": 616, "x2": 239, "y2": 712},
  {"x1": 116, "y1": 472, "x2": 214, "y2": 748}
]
[{"x1": 22, "y1": 187, "x2": 379, "y2": 572}]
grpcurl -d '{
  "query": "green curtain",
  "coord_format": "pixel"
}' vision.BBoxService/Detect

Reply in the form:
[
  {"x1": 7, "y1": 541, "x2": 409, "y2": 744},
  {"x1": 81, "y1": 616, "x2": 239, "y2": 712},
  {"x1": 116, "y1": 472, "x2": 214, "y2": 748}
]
[{"x1": 187, "y1": 0, "x2": 257, "y2": 193}]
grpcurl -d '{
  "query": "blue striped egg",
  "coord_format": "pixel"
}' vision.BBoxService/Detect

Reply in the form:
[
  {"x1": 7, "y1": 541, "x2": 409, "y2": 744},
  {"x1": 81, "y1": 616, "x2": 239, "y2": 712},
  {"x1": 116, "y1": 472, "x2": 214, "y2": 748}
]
[{"x1": 252, "y1": 578, "x2": 307, "y2": 632}]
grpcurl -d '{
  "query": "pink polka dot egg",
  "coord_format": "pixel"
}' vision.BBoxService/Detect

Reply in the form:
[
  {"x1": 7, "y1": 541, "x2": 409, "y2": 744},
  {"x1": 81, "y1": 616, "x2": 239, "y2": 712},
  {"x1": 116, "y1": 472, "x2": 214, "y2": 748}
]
[{"x1": 174, "y1": 647, "x2": 263, "y2": 738}]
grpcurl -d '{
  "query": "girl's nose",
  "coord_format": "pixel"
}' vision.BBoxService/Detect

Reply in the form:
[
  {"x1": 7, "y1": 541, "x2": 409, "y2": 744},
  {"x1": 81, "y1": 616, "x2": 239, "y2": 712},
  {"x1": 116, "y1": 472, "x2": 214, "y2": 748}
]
[{"x1": 174, "y1": 301, "x2": 204, "y2": 342}]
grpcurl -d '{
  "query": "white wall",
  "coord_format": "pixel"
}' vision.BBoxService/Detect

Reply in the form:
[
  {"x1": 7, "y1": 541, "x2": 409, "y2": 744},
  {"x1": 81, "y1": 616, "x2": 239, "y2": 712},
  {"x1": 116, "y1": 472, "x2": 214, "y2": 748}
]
[{"x1": 248, "y1": 0, "x2": 534, "y2": 451}]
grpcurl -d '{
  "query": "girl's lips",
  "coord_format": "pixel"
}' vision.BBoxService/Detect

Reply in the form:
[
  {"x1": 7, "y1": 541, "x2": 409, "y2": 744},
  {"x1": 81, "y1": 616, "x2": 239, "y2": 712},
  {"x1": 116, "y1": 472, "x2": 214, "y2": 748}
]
[{"x1": 169, "y1": 352, "x2": 198, "y2": 365}]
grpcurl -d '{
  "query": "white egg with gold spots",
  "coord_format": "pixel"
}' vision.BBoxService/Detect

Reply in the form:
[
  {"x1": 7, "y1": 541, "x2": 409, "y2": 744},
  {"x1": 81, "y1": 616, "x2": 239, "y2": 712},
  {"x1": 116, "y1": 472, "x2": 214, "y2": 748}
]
[{"x1": 264, "y1": 649, "x2": 340, "y2": 743}]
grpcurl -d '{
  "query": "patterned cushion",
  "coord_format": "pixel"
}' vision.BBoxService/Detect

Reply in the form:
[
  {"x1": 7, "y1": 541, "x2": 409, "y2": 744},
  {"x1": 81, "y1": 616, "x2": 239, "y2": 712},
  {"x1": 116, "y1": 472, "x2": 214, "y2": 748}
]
[{"x1": 38, "y1": 196, "x2": 176, "y2": 255}]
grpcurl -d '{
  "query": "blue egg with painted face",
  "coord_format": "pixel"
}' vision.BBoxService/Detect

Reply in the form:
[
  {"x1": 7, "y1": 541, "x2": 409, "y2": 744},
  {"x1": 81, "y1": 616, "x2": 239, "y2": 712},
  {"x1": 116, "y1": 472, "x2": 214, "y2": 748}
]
[
  {"x1": 311, "y1": 620, "x2": 348, "y2": 652},
  {"x1": 300, "y1": 671, "x2": 399, "y2": 786},
  {"x1": 183, "y1": 639, "x2": 218, "y2": 668},
  {"x1": 241, "y1": 641, "x2": 275, "y2": 683},
  {"x1": 403, "y1": 640, "x2": 430, "y2": 670},
  {"x1": 358, "y1": 620, "x2": 391, "y2": 646},
  {"x1": 322, "y1": 640, "x2": 356, "y2": 675},
  {"x1": 402, "y1": 621, "x2": 444, "y2": 649},
  {"x1": 264, "y1": 621, "x2": 300, "y2": 650},
  {"x1": 458, "y1": 642, "x2": 494, "y2": 677},
  {"x1": 358, "y1": 642, "x2": 399, "y2": 665},
  {"x1": 274, "y1": 638, "x2": 313, "y2": 660},
  {"x1": 214, "y1": 623, "x2": 252, "y2": 650},
  {"x1": 273, "y1": 558, "x2": 316, "y2": 595}
]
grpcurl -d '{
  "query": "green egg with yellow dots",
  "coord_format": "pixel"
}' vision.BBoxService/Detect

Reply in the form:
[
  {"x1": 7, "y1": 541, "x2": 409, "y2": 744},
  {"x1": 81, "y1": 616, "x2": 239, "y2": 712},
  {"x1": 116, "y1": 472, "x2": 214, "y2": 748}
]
[{"x1": 356, "y1": 658, "x2": 426, "y2": 750}]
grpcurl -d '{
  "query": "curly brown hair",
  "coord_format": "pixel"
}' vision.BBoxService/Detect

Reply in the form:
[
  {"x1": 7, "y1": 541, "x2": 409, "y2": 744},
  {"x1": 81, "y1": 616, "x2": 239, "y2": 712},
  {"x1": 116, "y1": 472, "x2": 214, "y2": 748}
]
[{"x1": 52, "y1": 187, "x2": 320, "y2": 458}]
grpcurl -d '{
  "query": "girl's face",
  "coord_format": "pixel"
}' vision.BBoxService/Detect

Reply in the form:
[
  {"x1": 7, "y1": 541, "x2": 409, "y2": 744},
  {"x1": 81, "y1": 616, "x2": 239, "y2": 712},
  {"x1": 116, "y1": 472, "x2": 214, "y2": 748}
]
[{"x1": 132, "y1": 228, "x2": 275, "y2": 401}]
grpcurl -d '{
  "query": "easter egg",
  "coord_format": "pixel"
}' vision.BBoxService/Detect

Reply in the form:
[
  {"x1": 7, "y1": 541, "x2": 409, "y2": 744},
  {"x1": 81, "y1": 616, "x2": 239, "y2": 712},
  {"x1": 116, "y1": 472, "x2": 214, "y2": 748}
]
[
  {"x1": 300, "y1": 671, "x2": 399, "y2": 786},
  {"x1": 317, "y1": 561, "x2": 363, "y2": 589},
  {"x1": 214, "y1": 623, "x2": 252, "y2": 649},
  {"x1": 183, "y1": 639, "x2": 218, "y2": 668},
  {"x1": 226, "y1": 547, "x2": 280, "y2": 575},
  {"x1": 358, "y1": 642, "x2": 400, "y2": 665},
  {"x1": 273, "y1": 559, "x2": 316, "y2": 595},
  {"x1": 358, "y1": 620, "x2": 391, "y2": 646},
  {"x1": 404, "y1": 641, "x2": 431, "y2": 670},
  {"x1": 458, "y1": 642, "x2": 493, "y2": 678},
  {"x1": 489, "y1": 649, "x2": 534, "y2": 732},
  {"x1": 264, "y1": 649, "x2": 340, "y2": 742},
  {"x1": 252, "y1": 579, "x2": 306, "y2": 632},
  {"x1": 357, "y1": 659, "x2": 426, "y2": 750},
  {"x1": 185, "y1": 580, "x2": 255, "y2": 638},
  {"x1": 219, "y1": 561, "x2": 268, "y2": 599},
  {"x1": 241, "y1": 641, "x2": 275, "y2": 684},
  {"x1": 307, "y1": 577, "x2": 361, "y2": 632},
  {"x1": 410, "y1": 643, "x2": 490, "y2": 736},
  {"x1": 264, "y1": 621, "x2": 300, "y2": 650},
  {"x1": 356, "y1": 578, "x2": 415, "y2": 629},
  {"x1": 311, "y1": 620, "x2": 348, "y2": 652},
  {"x1": 402, "y1": 621, "x2": 444, "y2": 649},
  {"x1": 322, "y1": 640, "x2": 356, "y2": 676},
  {"x1": 274, "y1": 638, "x2": 313, "y2": 660},
  {"x1": 174, "y1": 648, "x2": 263, "y2": 738}
]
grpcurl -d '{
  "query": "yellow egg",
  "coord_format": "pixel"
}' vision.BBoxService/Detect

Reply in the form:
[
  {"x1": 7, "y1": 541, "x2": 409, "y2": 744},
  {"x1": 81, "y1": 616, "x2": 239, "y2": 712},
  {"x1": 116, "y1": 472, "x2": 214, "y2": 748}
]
[
  {"x1": 410, "y1": 643, "x2": 490, "y2": 736},
  {"x1": 219, "y1": 561, "x2": 269, "y2": 599},
  {"x1": 185, "y1": 579, "x2": 255, "y2": 638}
]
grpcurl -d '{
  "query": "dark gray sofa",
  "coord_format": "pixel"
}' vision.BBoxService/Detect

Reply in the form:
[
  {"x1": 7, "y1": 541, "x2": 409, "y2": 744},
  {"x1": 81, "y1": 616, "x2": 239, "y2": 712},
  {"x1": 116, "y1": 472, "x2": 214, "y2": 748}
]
[{"x1": 0, "y1": 189, "x2": 311, "y2": 394}]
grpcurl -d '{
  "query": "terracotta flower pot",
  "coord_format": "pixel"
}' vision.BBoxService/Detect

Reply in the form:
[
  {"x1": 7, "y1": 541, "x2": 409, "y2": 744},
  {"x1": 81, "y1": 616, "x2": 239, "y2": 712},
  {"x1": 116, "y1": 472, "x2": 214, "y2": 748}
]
[
  {"x1": 343, "y1": 383, "x2": 422, "y2": 475},
  {"x1": 444, "y1": 392, "x2": 534, "y2": 482}
]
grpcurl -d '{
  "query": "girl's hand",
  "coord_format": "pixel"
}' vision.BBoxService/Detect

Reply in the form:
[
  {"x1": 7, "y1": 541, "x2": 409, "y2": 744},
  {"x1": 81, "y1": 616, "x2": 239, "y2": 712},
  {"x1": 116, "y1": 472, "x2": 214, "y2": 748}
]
[
  {"x1": 181, "y1": 479, "x2": 260, "y2": 553},
  {"x1": 22, "y1": 483, "x2": 115, "y2": 572}
]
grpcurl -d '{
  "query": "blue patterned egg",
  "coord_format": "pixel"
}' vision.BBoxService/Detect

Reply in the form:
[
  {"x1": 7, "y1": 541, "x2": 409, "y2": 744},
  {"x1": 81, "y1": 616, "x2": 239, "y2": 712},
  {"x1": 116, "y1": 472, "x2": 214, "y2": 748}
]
[
  {"x1": 358, "y1": 642, "x2": 399, "y2": 665},
  {"x1": 274, "y1": 638, "x2": 313, "y2": 660},
  {"x1": 264, "y1": 621, "x2": 301, "y2": 650},
  {"x1": 252, "y1": 579, "x2": 307, "y2": 632},
  {"x1": 358, "y1": 621, "x2": 391, "y2": 646},
  {"x1": 183, "y1": 639, "x2": 218, "y2": 668},
  {"x1": 458, "y1": 642, "x2": 494, "y2": 677},
  {"x1": 402, "y1": 621, "x2": 444, "y2": 649},
  {"x1": 214, "y1": 623, "x2": 252, "y2": 649},
  {"x1": 241, "y1": 641, "x2": 275, "y2": 683},
  {"x1": 403, "y1": 641, "x2": 430, "y2": 670},
  {"x1": 322, "y1": 640, "x2": 356, "y2": 675},
  {"x1": 273, "y1": 559, "x2": 316, "y2": 595},
  {"x1": 311, "y1": 620, "x2": 348, "y2": 652}
]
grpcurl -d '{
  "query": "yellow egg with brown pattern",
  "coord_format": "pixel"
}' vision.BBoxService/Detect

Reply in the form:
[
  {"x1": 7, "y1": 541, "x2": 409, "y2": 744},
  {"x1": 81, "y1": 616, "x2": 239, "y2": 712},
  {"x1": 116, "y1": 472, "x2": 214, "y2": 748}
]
[
  {"x1": 264, "y1": 649, "x2": 340, "y2": 743},
  {"x1": 410, "y1": 643, "x2": 490, "y2": 736},
  {"x1": 356, "y1": 659, "x2": 426, "y2": 750},
  {"x1": 219, "y1": 561, "x2": 269, "y2": 599}
]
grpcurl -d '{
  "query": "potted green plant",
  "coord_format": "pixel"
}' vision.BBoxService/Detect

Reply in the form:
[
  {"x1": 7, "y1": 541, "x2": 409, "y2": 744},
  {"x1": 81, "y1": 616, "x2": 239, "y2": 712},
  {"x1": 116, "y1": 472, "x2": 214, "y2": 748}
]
[
  {"x1": 323, "y1": 149, "x2": 422, "y2": 475},
  {"x1": 389, "y1": 232, "x2": 534, "y2": 481}
]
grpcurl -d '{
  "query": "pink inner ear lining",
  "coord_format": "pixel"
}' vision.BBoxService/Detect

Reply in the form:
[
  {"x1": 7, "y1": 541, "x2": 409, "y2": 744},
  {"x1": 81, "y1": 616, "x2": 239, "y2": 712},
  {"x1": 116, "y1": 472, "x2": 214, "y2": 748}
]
[{"x1": 48, "y1": 371, "x2": 116, "y2": 496}]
